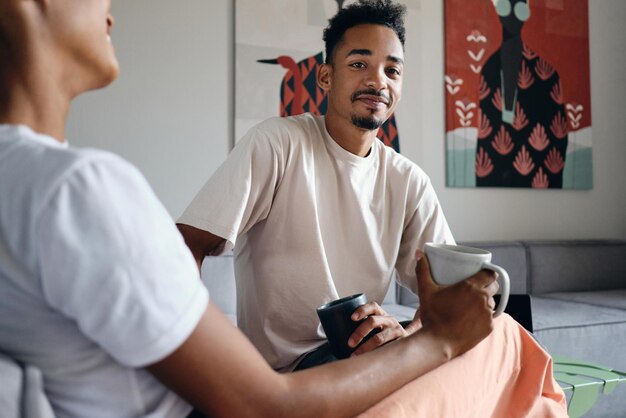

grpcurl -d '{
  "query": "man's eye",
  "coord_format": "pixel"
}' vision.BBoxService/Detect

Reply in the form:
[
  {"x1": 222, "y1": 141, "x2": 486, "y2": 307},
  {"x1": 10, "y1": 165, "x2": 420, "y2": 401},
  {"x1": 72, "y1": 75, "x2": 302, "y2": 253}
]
[
  {"x1": 350, "y1": 62, "x2": 366, "y2": 69},
  {"x1": 387, "y1": 68, "x2": 401, "y2": 76}
]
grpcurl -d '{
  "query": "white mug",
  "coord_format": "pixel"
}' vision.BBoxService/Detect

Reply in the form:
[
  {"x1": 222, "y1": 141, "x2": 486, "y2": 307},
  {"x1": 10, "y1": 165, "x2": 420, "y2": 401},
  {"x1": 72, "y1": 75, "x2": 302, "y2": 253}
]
[{"x1": 424, "y1": 243, "x2": 510, "y2": 317}]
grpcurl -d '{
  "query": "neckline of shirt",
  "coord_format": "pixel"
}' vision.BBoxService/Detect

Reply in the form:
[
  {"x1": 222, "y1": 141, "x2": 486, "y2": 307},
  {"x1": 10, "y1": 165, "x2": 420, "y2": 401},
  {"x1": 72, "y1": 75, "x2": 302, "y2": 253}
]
[
  {"x1": 0, "y1": 124, "x2": 69, "y2": 149},
  {"x1": 317, "y1": 115, "x2": 378, "y2": 168}
]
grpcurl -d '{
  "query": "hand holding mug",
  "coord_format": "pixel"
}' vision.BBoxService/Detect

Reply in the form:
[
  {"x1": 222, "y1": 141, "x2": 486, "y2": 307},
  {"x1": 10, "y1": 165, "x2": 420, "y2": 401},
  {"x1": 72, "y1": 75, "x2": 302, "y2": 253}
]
[
  {"x1": 416, "y1": 246, "x2": 503, "y2": 358},
  {"x1": 317, "y1": 294, "x2": 400, "y2": 359},
  {"x1": 424, "y1": 243, "x2": 510, "y2": 317},
  {"x1": 348, "y1": 301, "x2": 408, "y2": 356}
]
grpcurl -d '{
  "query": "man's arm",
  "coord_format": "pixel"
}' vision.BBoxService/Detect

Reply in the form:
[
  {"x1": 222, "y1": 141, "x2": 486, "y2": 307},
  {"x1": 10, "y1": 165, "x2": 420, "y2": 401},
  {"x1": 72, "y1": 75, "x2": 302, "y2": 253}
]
[
  {"x1": 176, "y1": 223, "x2": 225, "y2": 271},
  {"x1": 148, "y1": 253, "x2": 498, "y2": 418}
]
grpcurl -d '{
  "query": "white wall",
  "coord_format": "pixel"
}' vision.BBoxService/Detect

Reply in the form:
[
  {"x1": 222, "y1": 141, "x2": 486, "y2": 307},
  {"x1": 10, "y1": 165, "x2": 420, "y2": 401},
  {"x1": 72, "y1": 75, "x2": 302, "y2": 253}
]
[
  {"x1": 67, "y1": 0, "x2": 626, "y2": 240},
  {"x1": 67, "y1": 0, "x2": 233, "y2": 219}
]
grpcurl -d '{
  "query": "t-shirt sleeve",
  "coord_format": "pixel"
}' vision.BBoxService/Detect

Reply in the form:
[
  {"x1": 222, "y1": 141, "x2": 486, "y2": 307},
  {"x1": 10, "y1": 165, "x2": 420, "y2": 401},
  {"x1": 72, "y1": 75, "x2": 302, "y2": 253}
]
[
  {"x1": 177, "y1": 125, "x2": 282, "y2": 253},
  {"x1": 36, "y1": 155, "x2": 209, "y2": 367},
  {"x1": 395, "y1": 174, "x2": 455, "y2": 295}
]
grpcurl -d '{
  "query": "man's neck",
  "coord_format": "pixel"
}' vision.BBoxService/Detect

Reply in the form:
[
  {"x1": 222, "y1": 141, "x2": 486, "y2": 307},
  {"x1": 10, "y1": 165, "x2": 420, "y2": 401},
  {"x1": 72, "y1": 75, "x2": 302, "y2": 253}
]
[{"x1": 324, "y1": 112, "x2": 378, "y2": 157}]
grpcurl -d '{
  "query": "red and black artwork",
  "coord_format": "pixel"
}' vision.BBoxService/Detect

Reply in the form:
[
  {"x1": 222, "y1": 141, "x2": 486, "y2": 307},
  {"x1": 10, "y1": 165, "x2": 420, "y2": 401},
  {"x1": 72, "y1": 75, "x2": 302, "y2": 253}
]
[{"x1": 445, "y1": 0, "x2": 591, "y2": 189}]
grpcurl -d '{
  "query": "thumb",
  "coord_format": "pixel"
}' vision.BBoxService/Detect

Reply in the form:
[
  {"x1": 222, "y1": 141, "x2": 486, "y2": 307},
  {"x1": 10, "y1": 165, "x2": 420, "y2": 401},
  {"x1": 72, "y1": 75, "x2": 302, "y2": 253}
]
[{"x1": 415, "y1": 250, "x2": 437, "y2": 297}]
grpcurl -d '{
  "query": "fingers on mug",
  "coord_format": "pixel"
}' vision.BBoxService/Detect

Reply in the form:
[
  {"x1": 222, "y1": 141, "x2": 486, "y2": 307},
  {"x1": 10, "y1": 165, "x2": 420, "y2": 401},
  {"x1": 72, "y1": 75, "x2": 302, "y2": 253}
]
[{"x1": 481, "y1": 261, "x2": 510, "y2": 317}]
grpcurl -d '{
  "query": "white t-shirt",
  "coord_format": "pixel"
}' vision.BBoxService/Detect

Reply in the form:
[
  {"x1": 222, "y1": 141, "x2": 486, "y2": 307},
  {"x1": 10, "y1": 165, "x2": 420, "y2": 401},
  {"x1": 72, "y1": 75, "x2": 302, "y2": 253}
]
[
  {"x1": 0, "y1": 125, "x2": 208, "y2": 418},
  {"x1": 180, "y1": 113, "x2": 453, "y2": 371}
]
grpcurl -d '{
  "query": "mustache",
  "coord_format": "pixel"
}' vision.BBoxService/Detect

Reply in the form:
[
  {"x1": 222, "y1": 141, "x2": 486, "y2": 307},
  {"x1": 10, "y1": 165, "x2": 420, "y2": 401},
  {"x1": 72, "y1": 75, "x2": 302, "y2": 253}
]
[{"x1": 351, "y1": 88, "x2": 391, "y2": 104}]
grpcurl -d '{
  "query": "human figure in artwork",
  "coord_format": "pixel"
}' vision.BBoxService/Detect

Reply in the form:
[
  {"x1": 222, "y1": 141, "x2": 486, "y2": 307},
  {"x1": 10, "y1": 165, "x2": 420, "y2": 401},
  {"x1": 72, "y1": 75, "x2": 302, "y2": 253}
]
[{"x1": 475, "y1": 0, "x2": 569, "y2": 188}]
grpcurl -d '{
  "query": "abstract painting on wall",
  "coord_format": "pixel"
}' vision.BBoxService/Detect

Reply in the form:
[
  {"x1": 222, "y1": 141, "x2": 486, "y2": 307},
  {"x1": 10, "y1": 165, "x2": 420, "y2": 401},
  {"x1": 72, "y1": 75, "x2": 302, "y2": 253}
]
[
  {"x1": 235, "y1": 0, "x2": 422, "y2": 152},
  {"x1": 444, "y1": 0, "x2": 592, "y2": 189}
]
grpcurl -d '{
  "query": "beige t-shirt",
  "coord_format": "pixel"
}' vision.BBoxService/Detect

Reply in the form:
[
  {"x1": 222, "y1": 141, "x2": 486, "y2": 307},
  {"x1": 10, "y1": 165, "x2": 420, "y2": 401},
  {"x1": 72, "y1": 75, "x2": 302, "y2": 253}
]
[{"x1": 179, "y1": 113, "x2": 453, "y2": 370}]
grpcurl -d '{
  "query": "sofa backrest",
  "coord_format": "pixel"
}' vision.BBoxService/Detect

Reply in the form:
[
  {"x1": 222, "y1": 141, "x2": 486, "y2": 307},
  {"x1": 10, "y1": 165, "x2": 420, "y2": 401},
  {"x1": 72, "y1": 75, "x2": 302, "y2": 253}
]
[
  {"x1": 525, "y1": 240, "x2": 626, "y2": 294},
  {"x1": 201, "y1": 240, "x2": 626, "y2": 316},
  {"x1": 460, "y1": 241, "x2": 529, "y2": 294},
  {"x1": 201, "y1": 253, "x2": 237, "y2": 323}
]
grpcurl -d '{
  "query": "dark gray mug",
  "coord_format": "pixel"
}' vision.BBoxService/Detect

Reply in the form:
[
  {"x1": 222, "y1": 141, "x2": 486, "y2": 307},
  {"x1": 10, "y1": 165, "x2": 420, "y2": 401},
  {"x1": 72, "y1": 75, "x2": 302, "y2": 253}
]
[{"x1": 316, "y1": 293, "x2": 379, "y2": 359}]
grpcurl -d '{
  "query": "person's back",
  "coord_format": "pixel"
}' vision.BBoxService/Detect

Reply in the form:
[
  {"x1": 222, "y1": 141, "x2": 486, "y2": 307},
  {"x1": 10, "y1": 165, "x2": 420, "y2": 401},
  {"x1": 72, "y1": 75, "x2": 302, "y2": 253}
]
[{"x1": 0, "y1": 124, "x2": 206, "y2": 417}]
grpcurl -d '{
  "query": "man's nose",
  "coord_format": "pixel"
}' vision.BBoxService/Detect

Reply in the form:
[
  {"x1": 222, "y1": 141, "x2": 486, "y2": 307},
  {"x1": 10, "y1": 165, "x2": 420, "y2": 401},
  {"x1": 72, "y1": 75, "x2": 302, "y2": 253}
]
[{"x1": 364, "y1": 66, "x2": 387, "y2": 90}]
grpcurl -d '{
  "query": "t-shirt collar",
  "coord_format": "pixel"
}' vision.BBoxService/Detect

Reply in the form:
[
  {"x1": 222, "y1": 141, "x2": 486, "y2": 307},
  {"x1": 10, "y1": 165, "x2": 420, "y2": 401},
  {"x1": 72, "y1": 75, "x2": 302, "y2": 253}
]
[
  {"x1": 319, "y1": 116, "x2": 378, "y2": 167},
  {"x1": 0, "y1": 124, "x2": 70, "y2": 148}
]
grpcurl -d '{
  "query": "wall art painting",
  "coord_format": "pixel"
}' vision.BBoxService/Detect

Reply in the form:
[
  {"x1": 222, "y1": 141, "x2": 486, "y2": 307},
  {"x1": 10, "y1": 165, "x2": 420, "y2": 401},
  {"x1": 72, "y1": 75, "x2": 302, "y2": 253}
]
[{"x1": 445, "y1": 0, "x2": 592, "y2": 189}]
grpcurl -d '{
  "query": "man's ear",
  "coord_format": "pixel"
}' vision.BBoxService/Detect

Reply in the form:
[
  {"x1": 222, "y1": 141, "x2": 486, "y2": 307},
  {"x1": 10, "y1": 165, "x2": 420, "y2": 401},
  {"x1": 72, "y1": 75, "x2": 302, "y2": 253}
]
[{"x1": 317, "y1": 63, "x2": 332, "y2": 92}]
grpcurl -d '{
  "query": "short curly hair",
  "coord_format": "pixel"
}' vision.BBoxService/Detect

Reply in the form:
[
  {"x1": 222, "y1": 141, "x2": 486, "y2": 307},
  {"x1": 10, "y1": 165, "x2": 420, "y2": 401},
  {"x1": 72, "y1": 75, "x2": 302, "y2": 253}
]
[{"x1": 323, "y1": 0, "x2": 407, "y2": 64}]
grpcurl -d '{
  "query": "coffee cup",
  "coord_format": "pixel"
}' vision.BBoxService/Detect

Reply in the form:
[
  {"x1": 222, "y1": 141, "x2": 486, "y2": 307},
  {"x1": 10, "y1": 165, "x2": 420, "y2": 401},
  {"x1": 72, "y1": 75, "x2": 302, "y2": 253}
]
[
  {"x1": 316, "y1": 293, "x2": 380, "y2": 359},
  {"x1": 424, "y1": 243, "x2": 510, "y2": 317}
]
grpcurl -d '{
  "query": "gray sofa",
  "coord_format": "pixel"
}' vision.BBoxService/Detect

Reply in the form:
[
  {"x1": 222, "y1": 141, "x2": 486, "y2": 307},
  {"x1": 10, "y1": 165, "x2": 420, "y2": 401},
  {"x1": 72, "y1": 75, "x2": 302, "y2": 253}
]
[{"x1": 203, "y1": 239, "x2": 626, "y2": 418}]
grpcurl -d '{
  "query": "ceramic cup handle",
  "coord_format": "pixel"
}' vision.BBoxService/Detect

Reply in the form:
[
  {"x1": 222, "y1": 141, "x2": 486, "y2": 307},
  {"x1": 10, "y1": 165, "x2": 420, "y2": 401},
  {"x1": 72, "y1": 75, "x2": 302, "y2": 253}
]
[{"x1": 481, "y1": 262, "x2": 510, "y2": 317}]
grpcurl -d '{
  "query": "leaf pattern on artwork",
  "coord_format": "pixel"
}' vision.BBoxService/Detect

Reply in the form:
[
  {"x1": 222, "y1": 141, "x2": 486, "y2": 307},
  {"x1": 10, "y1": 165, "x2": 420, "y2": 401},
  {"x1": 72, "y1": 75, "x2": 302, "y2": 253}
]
[
  {"x1": 479, "y1": 75, "x2": 491, "y2": 101},
  {"x1": 475, "y1": 147, "x2": 494, "y2": 178},
  {"x1": 512, "y1": 102, "x2": 529, "y2": 131},
  {"x1": 513, "y1": 145, "x2": 535, "y2": 176},
  {"x1": 550, "y1": 81, "x2": 563, "y2": 105},
  {"x1": 550, "y1": 112, "x2": 569, "y2": 139},
  {"x1": 445, "y1": 75, "x2": 463, "y2": 95},
  {"x1": 518, "y1": 61, "x2": 535, "y2": 90},
  {"x1": 455, "y1": 99, "x2": 476, "y2": 127},
  {"x1": 544, "y1": 147, "x2": 565, "y2": 174},
  {"x1": 492, "y1": 126, "x2": 514, "y2": 155},
  {"x1": 522, "y1": 44, "x2": 537, "y2": 60},
  {"x1": 535, "y1": 57, "x2": 555, "y2": 81},
  {"x1": 491, "y1": 88, "x2": 503, "y2": 111},
  {"x1": 478, "y1": 109, "x2": 493, "y2": 139},
  {"x1": 566, "y1": 103, "x2": 584, "y2": 130},
  {"x1": 532, "y1": 167, "x2": 549, "y2": 188},
  {"x1": 528, "y1": 124, "x2": 550, "y2": 151}
]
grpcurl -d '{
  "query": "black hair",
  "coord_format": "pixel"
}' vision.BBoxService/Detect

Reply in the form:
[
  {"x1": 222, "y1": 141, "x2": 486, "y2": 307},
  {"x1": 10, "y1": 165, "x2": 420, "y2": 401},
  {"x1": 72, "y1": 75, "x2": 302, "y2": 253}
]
[{"x1": 323, "y1": 0, "x2": 407, "y2": 64}]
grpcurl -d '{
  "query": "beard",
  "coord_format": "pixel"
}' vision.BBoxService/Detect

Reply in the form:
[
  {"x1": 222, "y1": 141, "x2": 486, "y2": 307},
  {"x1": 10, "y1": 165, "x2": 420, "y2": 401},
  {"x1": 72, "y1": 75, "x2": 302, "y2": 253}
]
[{"x1": 351, "y1": 113, "x2": 384, "y2": 131}]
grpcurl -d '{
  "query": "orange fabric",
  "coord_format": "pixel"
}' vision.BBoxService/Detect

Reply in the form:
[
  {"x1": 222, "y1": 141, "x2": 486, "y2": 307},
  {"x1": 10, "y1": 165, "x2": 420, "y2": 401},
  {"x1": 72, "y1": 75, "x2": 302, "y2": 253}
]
[{"x1": 358, "y1": 314, "x2": 567, "y2": 418}]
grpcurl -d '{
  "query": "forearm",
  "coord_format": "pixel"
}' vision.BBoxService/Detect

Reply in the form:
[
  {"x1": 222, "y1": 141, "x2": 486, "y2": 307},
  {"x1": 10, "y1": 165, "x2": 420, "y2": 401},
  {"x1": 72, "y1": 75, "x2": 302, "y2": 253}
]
[
  {"x1": 277, "y1": 328, "x2": 450, "y2": 418},
  {"x1": 150, "y1": 304, "x2": 451, "y2": 418}
]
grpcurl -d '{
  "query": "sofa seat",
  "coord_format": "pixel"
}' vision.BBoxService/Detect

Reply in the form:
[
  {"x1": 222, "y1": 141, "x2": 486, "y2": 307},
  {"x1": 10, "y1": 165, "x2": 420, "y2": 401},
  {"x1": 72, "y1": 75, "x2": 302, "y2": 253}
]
[
  {"x1": 532, "y1": 296, "x2": 626, "y2": 368},
  {"x1": 380, "y1": 302, "x2": 416, "y2": 323}
]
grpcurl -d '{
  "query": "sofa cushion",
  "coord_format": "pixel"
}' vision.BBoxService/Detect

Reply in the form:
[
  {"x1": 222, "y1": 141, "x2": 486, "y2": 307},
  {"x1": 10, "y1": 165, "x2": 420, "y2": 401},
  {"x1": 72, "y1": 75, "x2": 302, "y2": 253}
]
[
  {"x1": 532, "y1": 296, "x2": 626, "y2": 370},
  {"x1": 201, "y1": 254, "x2": 237, "y2": 323},
  {"x1": 532, "y1": 295, "x2": 626, "y2": 418},
  {"x1": 381, "y1": 303, "x2": 417, "y2": 322},
  {"x1": 526, "y1": 240, "x2": 626, "y2": 294}
]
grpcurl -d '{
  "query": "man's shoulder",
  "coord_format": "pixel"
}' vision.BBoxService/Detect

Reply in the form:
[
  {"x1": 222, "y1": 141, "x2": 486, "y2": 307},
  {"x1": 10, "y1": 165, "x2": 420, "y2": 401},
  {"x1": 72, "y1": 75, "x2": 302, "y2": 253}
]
[
  {"x1": 248, "y1": 113, "x2": 323, "y2": 143},
  {"x1": 376, "y1": 141, "x2": 430, "y2": 184}
]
